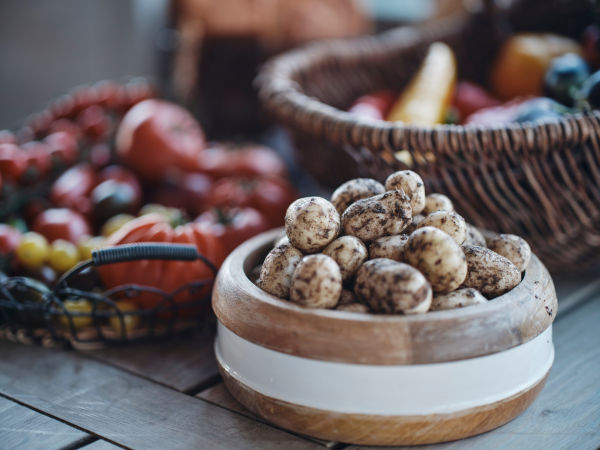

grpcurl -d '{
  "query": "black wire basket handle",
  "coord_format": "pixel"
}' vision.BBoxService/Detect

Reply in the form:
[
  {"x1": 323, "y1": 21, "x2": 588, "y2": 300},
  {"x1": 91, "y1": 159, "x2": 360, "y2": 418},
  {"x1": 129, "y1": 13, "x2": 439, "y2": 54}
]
[{"x1": 57, "y1": 243, "x2": 218, "y2": 288}]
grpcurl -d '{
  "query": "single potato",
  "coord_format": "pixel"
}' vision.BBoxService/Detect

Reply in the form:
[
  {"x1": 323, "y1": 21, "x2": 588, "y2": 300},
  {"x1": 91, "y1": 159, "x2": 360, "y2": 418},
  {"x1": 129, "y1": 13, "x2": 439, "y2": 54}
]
[
  {"x1": 384, "y1": 170, "x2": 426, "y2": 215},
  {"x1": 368, "y1": 234, "x2": 409, "y2": 261},
  {"x1": 354, "y1": 258, "x2": 432, "y2": 314},
  {"x1": 330, "y1": 178, "x2": 385, "y2": 215},
  {"x1": 462, "y1": 245, "x2": 521, "y2": 297},
  {"x1": 464, "y1": 223, "x2": 486, "y2": 247},
  {"x1": 424, "y1": 193, "x2": 454, "y2": 214},
  {"x1": 417, "y1": 210, "x2": 467, "y2": 245},
  {"x1": 486, "y1": 234, "x2": 531, "y2": 272},
  {"x1": 342, "y1": 190, "x2": 412, "y2": 241},
  {"x1": 290, "y1": 254, "x2": 342, "y2": 308},
  {"x1": 285, "y1": 197, "x2": 340, "y2": 253},
  {"x1": 430, "y1": 288, "x2": 487, "y2": 311},
  {"x1": 258, "y1": 243, "x2": 303, "y2": 298},
  {"x1": 323, "y1": 235, "x2": 368, "y2": 280},
  {"x1": 404, "y1": 226, "x2": 467, "y2": 293}
]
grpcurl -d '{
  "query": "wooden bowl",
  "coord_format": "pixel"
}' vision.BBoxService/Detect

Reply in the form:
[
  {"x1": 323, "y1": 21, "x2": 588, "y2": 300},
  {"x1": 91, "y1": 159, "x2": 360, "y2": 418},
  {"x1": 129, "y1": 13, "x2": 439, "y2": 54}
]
[{"x1": 212, "y1": 229, "x2": 557, "y2": 446}]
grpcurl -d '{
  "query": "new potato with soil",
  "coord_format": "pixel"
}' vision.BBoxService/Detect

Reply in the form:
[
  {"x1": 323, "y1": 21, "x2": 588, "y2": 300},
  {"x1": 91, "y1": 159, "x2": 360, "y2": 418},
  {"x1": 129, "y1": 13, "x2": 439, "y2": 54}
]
[{"x1": 258, "y1": 170, "x2": 530, "y2": 314}]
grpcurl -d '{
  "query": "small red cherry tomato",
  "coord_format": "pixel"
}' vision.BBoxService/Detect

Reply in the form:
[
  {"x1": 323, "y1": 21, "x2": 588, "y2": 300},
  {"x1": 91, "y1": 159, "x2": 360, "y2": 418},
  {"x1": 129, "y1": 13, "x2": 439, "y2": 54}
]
[{"x1": 32, "y1": 208, "x2": 92, "y2": 244}]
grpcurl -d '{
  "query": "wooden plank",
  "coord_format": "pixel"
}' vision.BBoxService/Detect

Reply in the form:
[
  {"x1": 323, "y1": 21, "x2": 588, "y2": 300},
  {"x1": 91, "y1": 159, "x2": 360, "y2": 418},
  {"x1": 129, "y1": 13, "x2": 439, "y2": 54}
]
[
  {"x1": 80, "y1": 439, "x2": 124, "y2": 450},
  {"x1": 198, "y1": 383, "x2": 337, "y2": 448},
  {"x1": 87, "y1": 321, "x2": 218, "y2": 393},
  {"x1": 348, "y1": 293, "x2": 600, "y2": 449},
  {"x1": 0, "y1": 341, "x2": 323, "y2": 450},
  {"x1": 0, "y1": 395, "x2": 90, "y2": 450}
]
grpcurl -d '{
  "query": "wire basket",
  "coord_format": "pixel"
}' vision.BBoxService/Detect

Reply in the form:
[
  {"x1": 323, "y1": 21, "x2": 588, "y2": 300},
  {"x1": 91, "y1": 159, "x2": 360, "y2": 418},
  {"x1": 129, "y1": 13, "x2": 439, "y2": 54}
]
[
  {"x1": 257, "y1": 0, "x2": 599, "y2": 272},
  {"x1": 0, "y1": 243, "x2": 217, "y2": 350}
]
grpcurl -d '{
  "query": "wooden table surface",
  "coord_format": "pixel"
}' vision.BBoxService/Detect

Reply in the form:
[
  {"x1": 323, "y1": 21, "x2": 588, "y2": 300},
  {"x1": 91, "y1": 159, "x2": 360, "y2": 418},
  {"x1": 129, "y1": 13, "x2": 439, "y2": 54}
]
[{"x1": 1, "y1": 272, "x2": 599, "y2": 450}]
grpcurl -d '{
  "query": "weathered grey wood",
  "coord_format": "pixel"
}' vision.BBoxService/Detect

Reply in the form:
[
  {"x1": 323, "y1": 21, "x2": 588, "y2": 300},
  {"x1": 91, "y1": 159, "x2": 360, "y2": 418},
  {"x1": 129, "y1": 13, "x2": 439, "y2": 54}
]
[
  {"x1": 348, "y1": 292, "x2": 600, "y2": 449},
  {"x1": 79, "y1": 439, "x2": 124, "y2": 450},
  {"x1": 553, "y1": 278, "x2": 600, "y2": 319},
  {"x1": 198, "y1": 383, "x2": 337, "y2": 448},
  {"x1": 87, "y1": 322, "x2": 218, "y2": 393},
  {"x1": 553, "y1": 267, "x2": 599, "y2": 302},
  {"x1": 0, "y1": 341, "x2": 322, "y2": 450},
  {"x1": 0, "y1": 395, "x2": 90, "y2": 450}
]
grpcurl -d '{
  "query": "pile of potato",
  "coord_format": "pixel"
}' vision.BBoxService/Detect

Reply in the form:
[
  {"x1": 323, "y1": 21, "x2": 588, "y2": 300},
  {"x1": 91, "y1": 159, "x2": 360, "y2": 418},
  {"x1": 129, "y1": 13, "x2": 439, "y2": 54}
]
[{"x1": 257, "y1": 171, "x2": 531, "y2": 314}]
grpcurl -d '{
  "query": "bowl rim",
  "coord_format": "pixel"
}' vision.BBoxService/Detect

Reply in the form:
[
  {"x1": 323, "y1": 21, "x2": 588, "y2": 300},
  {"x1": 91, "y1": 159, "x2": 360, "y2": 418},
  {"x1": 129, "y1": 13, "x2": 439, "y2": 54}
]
[{"x1": 212, "y1": 228, "x2": 557, "y2": 365}]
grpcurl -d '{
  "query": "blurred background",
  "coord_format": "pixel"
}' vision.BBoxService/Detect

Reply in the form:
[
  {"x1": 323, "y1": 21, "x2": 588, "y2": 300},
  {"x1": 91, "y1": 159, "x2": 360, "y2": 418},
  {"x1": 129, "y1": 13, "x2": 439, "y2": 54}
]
[{"x1": 0, "y1": 0, "x2": 453, "y2": 131}]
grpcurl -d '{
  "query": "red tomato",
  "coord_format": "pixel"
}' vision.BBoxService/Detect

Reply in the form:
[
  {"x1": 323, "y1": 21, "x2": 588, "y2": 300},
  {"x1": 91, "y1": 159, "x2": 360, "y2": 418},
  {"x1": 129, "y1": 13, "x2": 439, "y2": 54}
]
[
  {"x1": 196, "y1": 143, "x2": 287, "y2": 179},
  {"x1": 89, "y1": 143, "x2": 112, "y2": 168},
  {"x1": 0, "y1": 224, "x2": 22, "y2": 255},
  {"x1": 50, "y1": 163, "x2": 97, "y2": 215},
  {"x1": 0, "y1": 143, "x2": 26, "y2": 181},
  {"x1": 48, "y1": 119, "x2": 81, "y2": 140},
  {"x1": 115, "y1": 99, "x2": 206, "y2": 180},
  {"x1": 32, "y1": 208, "x2": 92, "y2": 244},
  {"x1": 195, "y1": 207, "x2": 270, "y2": 253},
  {"x1": 452, "y1": 81, "x2": 501, "y2": 120},
  {"x1": 49, "y1": 94, "x2": 76, "y2": 120},
  {"x1": 348, "y1": 90, "x2": 397, "y2": 120},
  {"x1": 98, "y1": 165, "x2": 143, "y2": 207},
  {"x1": 21, "y1": 141, "x2": 52, "y2": 176},
  {"x1": 77, "y1": 105, "x2": 110, "y2": 140},
  {"x1": 45, "y1": 131, "x2": 78, "y2": 165},
  {"x1": 98, "y1": 213, "x2": 225, "y2": 311},
  {"x1": 207, "y1": 176, "x2": 297, "y2": 227}
]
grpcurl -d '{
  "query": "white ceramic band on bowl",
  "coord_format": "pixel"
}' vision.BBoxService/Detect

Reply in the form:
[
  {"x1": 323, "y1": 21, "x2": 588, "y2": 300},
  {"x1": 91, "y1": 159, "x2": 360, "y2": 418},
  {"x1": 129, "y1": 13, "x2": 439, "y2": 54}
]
[{"x1": 216, "y1": 323, "x2": 554, "y2": 416}]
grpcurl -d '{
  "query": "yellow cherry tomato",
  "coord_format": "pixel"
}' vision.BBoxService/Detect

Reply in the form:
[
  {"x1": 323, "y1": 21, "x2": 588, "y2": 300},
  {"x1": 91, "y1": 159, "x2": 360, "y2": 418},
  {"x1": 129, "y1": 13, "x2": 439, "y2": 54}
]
[
  {"x1": 16, "y1": 232, "x2": 49, "y2": 269},
  {"x1": 59, "y1": 298, "x2": 92, "y2": 329},
  {"x1": 78, "y1": 235, "x2": 105, "y2": 260},
  {"x1": 101, "y1": 213, "x2": 135, "y2": 237},
  {"x1": 48, "y1": 239, "x2": 80, "y2": 273},
  {"x1": 109, "y1": 301, "x2": 140, "y2": 334}
]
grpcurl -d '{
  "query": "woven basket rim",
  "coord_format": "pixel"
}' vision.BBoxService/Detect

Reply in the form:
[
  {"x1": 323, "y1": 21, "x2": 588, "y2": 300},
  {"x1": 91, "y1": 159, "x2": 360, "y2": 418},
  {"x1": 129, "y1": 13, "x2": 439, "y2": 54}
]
[{"x1": 257, "y1": 16, "x2": 600, "y2": 154}]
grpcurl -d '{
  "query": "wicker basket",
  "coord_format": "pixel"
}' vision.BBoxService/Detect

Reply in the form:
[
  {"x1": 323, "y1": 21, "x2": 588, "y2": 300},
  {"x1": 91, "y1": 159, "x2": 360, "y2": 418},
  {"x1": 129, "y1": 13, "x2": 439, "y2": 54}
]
[{"x1": 257, "y1": 0, "x2": 599, "y2": 272}]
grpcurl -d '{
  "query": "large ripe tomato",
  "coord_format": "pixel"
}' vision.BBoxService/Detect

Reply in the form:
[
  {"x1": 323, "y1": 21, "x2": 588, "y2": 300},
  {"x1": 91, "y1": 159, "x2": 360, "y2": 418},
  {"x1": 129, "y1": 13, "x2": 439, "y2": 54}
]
[
  {"x1": 206, "y1": 176, "x2": 298, "y2": 227},
  {"x1": 195, "y1": 207, "x2": 270, "y2": 254},
  {"x1": 98, "y1": 213, "x2": 225, "y2": 311},
  {"x1": 50, "y1": 163, "x2": 97, "y2": 215},
  {"x1": 32, "y1": 208, "x2": 92, "y2": 244},
  {"x1": 196, "y1": 143, "x2": 287, "y2": 179},
  {"x1": 115, "y1": 99, "x2": 206, "y2": 180}
]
